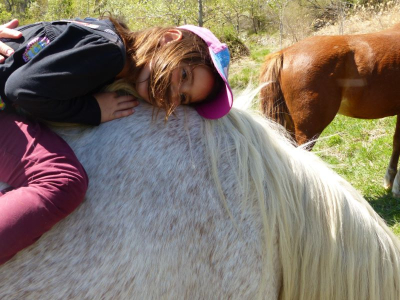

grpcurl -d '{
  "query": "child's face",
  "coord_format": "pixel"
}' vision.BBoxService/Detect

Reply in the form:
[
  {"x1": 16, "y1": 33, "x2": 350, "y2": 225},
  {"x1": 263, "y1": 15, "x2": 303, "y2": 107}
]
[
  {"x1": 170, "y1": 64, "x2": 215, "y2": 106},
  {"x1": 136, "y1": 63, "x2": 215, "y2": 107}
]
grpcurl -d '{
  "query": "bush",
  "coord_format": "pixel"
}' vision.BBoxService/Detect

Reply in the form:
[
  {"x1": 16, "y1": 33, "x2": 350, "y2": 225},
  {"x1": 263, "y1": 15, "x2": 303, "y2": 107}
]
[{"x1": 221, "y1": 31, "x2": 250, "y2": 60}]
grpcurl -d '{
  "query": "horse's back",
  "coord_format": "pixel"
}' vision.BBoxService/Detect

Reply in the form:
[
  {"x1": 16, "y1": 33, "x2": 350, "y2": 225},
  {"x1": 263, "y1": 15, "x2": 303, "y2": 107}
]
[
  {"x1": 278, "y1": 25, "x2": 400, "y2": 83},
  {"x1": 0, "y1": 104, "x2": 280, "y2": 299}
]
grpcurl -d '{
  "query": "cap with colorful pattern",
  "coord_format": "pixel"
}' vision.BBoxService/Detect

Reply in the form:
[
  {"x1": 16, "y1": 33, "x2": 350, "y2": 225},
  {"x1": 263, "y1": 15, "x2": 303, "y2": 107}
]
[{"x1": 178, "y1": 25, "x2": 233, "y2": 119}]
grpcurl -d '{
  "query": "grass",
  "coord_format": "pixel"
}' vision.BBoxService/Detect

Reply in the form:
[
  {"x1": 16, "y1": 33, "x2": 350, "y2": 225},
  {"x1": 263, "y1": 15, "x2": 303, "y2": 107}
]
[
  {"x1": 229, "y1": 44, "x2": 270, "y2": 89},
  {"x1": 313, "y1": 115, "x2": 400, "y2": 235}
]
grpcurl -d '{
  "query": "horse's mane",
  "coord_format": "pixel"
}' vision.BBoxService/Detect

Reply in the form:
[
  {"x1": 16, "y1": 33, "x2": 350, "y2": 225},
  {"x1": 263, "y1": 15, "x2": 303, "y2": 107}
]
[
  {"x1": 205, "y1": 89, "x2": 400, "y2": 299},
  {"x1": 1, "y1": 89, "x2": 399, "y2": 299}
]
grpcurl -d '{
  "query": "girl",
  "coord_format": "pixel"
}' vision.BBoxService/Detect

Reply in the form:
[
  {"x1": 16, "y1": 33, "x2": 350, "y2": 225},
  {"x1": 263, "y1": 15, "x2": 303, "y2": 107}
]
[
  {"x1": 0, "y1": 17, "x2": 233, "y2": 264},
  {"x1": 0, "y1": 17, "x2": 232, "y2": 123}
]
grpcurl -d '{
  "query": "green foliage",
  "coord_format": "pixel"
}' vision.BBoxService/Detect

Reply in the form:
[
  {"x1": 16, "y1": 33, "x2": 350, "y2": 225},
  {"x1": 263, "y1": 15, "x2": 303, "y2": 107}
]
[
  {"x1": 44, "y1": 0, "x2": 74, "y2": 20},
  {"x1": 228, "y1": 42, "x2": 269, "y2": 89},
  {"x1": 0, "y1": 0, "x2": 275, "y2": 39},
  {"x1": 221, "y1": 30, "x2": 250, "y2": 59},
  {"x1": 249, "y1": 45, "x2": 270, "y2": 62},
  {"x1": 5, "y1": 0, "x2": 395, "y2": 39},
  {"x1": 229, "y1": 62, "x2": 259, "y2": 88},
  {"x1": 0, "y1": 3, "x2": 13, "y2": 23}
]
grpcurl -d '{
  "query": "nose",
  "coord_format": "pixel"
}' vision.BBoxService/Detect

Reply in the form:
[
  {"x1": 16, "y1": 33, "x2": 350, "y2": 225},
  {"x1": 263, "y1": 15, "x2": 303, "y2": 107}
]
[{"x1": 169, "y1": 81, "x2": 184, "y2": 106}]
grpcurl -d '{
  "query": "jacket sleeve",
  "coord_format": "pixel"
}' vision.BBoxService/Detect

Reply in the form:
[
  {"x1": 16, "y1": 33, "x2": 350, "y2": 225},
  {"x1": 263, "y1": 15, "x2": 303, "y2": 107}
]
[{"x1": 4, "y1": 24, "x2": 125, "y2": 125}]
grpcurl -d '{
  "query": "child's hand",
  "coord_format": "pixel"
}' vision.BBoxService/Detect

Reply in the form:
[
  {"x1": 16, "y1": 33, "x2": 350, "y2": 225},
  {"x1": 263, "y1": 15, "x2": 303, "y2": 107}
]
[
  {"x1": 0, "y1": 19, "x2": 22, "y2": 63},
  {"x1": 94, "y1": 92, "x2": 139, "y2": 123}
]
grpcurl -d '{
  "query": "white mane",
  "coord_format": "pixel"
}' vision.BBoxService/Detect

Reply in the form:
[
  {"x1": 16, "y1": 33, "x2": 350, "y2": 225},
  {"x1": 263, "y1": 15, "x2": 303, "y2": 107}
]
[{"x1": 0, "y1": 95, "x2": 399, "y2": 300}]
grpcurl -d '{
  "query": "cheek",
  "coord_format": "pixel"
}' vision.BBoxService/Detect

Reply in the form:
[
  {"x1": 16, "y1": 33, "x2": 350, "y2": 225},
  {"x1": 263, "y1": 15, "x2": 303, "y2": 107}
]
[
  {"x1": 192, "y1": 66, "x2": 218, "y2": 102},
  {"x1": 198, "y1": 74, "x2": 216, "y2": 100},
  {"x1": 136, "y1": 81, "x2": 149, "y2": 102},
  {"x1": 206, "y1": 76, "x2": 216, "y2": 94},
  {"x1": 135, "y1": 65, "x2": 151, "y2": 102}
]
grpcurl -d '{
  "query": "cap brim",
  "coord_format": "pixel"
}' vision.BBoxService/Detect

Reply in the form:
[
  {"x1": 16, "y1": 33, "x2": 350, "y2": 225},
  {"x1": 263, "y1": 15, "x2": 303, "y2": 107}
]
[{"x1": 194, "y1": 83, "x2": 233, "y2": 119}]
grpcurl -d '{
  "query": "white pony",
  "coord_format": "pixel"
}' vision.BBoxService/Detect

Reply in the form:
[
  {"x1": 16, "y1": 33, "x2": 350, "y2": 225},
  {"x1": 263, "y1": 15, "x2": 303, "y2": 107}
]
[{"x1": 1, "y1": 91, "x2": 400, "y2": 300}]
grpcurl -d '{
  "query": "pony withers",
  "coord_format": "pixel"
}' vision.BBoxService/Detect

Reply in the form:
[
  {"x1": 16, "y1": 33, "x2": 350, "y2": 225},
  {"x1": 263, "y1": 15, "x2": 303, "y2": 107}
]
[
  {"x1": 260, "y1": 23, "x2": 400, "y2": 196},
  {"x1": 1, "y1": 88, "x2": 400, "y2": 300}
]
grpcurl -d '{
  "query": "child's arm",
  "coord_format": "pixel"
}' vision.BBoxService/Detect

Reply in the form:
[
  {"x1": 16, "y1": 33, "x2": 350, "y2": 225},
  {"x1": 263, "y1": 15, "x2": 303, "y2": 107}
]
[
  {"x1": 3, "y1": 23, "x2": 126, "y2": 125},
  {"x1": 94, "y1": 92, "x2": 139, "y2": 123}
]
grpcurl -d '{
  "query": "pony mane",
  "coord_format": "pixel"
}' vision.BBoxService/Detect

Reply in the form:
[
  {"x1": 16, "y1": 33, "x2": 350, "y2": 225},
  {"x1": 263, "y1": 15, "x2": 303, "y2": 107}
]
[{"x1": 205, "y1": 96, "x2": 400, "y2": 300}]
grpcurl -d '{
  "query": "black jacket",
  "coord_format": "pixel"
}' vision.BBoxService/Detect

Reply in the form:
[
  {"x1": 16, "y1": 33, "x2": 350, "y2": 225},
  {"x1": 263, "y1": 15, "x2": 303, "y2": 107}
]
[{"x1": 0, "y1": 18, "x2": 126, "y2": 125}]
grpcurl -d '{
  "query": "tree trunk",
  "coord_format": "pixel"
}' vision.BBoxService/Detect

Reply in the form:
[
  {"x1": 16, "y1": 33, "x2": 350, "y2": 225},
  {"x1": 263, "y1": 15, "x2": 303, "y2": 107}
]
[{"x1": 198, "y1": 0, "x2": 203, "y2": 27}]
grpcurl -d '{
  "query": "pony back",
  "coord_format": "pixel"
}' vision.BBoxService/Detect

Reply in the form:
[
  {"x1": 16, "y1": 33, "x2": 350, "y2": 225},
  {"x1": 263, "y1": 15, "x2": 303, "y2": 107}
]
[{"x1": 0, "y1": 96, "x2": 399, "y2": 299}]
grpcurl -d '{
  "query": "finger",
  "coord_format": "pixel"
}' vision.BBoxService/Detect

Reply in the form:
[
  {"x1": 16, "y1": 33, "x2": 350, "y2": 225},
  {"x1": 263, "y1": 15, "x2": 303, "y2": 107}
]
[
  {"x1": 0, "y1": 55, "x2": 5, "y2": 63},
  {"x1": 113, "y1": 108, "x2": 135, "y2": 119},
  {"x1": 2, "y1": 19, "x2": 19, "y2": 29},
  {"x1": 0, "y1": 27, "x2": 22, "y2": 39},
  {"x1": 0, "y1": 42, "x2": 14, "y2": 58},
  {"x1": 117, "y1": 100, "x2": 139, "y2": 109},
  {"x1": 115, "y1": 95, "x2": 137, "y2": 103}
]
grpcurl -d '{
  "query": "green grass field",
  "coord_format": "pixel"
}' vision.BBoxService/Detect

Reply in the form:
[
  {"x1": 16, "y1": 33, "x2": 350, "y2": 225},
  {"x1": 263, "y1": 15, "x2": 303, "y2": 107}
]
[
  {"x1": 229, "y1": 44, "x2": 270, "y2": 89},
  {"x1": 313, "y1": 115, "x2": 400, "y2": 235}
]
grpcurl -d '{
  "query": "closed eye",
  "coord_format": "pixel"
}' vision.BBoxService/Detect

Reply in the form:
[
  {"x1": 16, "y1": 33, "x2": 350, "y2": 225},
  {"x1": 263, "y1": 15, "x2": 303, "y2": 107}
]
[
  {"x1": 182, "y1": 68, "x2": 188, "y2": 80},
  {"x1": 179, "y1": 67, "x2": 191, "y2": 104},
  {"x1": 180, "y1": 93, "x2": 189, "y2": 104}
]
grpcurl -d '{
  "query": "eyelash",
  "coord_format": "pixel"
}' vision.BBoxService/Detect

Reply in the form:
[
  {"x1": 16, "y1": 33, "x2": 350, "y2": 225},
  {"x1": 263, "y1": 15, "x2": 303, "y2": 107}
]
[
  {"x1": 180, "y1": 68, "x2": 189, "y2": 104},
  {"x1": 180, "y1": 93, "x2": 188, "y2": 104},
  {"x1": 182, "y1": 68, "x2": 188, "y2": 80}
]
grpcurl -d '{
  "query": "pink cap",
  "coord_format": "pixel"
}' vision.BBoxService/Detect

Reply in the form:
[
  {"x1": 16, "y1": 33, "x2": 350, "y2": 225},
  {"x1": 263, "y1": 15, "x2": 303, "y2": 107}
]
[{"x1": 178, "y1": 25, "x2": 233, "y2": 119}]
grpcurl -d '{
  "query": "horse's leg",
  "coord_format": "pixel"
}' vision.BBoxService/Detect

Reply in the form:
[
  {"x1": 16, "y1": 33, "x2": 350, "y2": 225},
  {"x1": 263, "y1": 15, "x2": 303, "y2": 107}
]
[
  {"x1": 384, "y1": 115, "x2": 400, "y2": 196},
  {"x1": 285, "y1": 84, "x2": 342, "y2": 151},
  {"x1": 292, "y1": 100, "x2": 339, "y2": 150},
  {"x1": 294, "y1": 129, "x2": 320, "y2": 150}
]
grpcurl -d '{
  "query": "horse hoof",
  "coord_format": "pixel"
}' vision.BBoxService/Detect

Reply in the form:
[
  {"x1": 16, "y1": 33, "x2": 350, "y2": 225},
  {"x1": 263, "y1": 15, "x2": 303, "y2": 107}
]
[
  {"x1": 383, "y1": 169, "x2": 396, "y2": 190},
  {"x1": 383, "y1": 178, "x2": 393, "y2": 190},
  {"x1": 392, "y1": 183, "x2": 400, "y2": 198},
  {"x1": 392, "y1": 191, "x2": 400, "y2": 198},
  {"x1": 383, "y1": 180, "x2": 392, "y2": 190}
]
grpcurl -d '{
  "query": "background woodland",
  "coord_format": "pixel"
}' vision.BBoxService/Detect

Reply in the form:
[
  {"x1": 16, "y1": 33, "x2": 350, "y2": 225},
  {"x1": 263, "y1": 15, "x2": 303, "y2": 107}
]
[{"x1": 1, "y1": 0, "x2": 397, "y2": 54}]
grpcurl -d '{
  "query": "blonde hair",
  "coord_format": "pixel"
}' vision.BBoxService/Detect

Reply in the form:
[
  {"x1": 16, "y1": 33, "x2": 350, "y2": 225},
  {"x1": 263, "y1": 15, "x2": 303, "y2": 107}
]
[{"x1": 109, "y1": 18, "x2": 220, "y2": 119}]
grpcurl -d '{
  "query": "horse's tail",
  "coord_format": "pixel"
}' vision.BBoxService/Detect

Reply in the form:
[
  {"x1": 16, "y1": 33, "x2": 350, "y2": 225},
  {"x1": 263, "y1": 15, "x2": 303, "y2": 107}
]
[{"x1": 259, "y1": 52, "x2": 294, "y2": 132}]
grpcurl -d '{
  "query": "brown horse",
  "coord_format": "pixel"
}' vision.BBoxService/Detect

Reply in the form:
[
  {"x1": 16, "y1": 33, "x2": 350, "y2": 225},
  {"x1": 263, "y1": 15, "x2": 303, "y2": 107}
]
[{"x1": 260, "y1": 23, "x2": 400, "y2": 196}]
